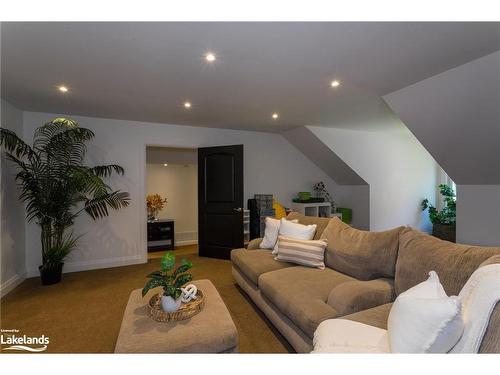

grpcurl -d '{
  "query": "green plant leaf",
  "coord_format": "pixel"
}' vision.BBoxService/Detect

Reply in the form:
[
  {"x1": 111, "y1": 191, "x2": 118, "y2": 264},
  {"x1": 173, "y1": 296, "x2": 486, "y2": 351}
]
[
  {"x1": 422, "y1": 185, "x2": 456, "y2": 225},
  {"x1": 44, "y1": 232, "x2": 81, "y2": 263},
  {"x1": 172, "y1": 260, "x2": 193, "y2": 278},
  {"x1": 163, "y1": 284, "x2": 178, "y2": 298},
  {"x1": 173, "y1": 289, "x2": 182, "y2": 300},
  {"x1": 142, "y1": 277, "x2": 166, "y2": 297},
  {"x1": 147, "y1": 271, "x2": 163, "y2": 279},
  {"x1": 160, "y1": 251, "x2": 176, "y2": 272},
  {"x1": 174, "y1": 273, "x2": 193, "y2": 288}
]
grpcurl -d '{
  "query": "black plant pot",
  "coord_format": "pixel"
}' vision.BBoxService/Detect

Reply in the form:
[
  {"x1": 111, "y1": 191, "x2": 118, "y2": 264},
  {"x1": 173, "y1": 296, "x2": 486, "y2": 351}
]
[
  {"x1": 432, "y1": 223, "x2": 456, "y2": 243},
  {"x1": 39, "y1": 262, "x2": 64, "y2": 285}
]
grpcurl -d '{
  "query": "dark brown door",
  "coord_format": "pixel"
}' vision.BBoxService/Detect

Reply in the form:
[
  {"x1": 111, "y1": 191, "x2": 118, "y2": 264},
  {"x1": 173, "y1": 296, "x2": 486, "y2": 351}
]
[{"x1": 198, "y1": 145, "x2": 244, "y2": 259}]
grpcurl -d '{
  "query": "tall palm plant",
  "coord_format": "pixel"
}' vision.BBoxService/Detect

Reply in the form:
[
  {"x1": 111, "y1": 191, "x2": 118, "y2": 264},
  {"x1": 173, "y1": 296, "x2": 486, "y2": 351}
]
[{"x1": 1, "y1": 118, "x2": 130, "y2": 284}]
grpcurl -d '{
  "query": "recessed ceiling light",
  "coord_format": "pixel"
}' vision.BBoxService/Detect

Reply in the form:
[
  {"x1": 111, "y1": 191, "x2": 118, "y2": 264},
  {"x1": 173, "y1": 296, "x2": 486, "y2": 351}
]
[
  {"x1": 184, "y1": 101, "x2": 192, "y2": 109},
  {"x1": 272, "y1": 113, "x2": 279, "y2": 120},
  {"x1": 58, "y1": 85, "x2": 69, "y2": 93},
  {"x1": 163, "y1": 163, "x2": 168, "y2": 167},
  {"x1": 330, "y1": 80, "x2": 341, "y2": 88},
  {"x1": 205, "y1": 52, "x2": 216, "y2": 62}
]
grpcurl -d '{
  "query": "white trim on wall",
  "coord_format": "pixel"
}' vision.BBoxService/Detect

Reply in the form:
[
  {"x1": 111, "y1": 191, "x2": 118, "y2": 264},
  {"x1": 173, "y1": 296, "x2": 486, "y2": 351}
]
[
  {"x1": 0, "y1": 272, "x2": 26, "y2": 298},
  {"x1": 175, "y1": 231, "x2": 198, "y2": 246},
  {"x1": 25, "y1": 254, "x2": 147, "y2": 278}
]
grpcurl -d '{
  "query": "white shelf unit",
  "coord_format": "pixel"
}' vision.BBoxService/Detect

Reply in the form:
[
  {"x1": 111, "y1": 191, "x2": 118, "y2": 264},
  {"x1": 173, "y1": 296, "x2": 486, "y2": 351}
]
[
  {"x1": 243, "y1": 209, "x2": 250, "y2": 245},
  {"x1": 291, "y1": 202, "x2": 342, "y2": 220},
  {"x1": 292, "y1": 202, "x2": 331, "y2": 217}
]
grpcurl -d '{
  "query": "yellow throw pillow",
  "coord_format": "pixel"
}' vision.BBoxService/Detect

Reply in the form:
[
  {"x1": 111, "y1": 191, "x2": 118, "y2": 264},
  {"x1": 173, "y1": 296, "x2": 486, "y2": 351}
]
[{"x1": 273, "y1": 199, "x2": 287, "y2": 220}]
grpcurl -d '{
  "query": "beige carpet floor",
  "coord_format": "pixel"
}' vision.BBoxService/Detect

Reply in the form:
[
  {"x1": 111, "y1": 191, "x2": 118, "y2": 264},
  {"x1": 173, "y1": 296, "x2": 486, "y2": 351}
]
[{"x1": 0, "y1": 245, "x2": 293, "y2": 353}]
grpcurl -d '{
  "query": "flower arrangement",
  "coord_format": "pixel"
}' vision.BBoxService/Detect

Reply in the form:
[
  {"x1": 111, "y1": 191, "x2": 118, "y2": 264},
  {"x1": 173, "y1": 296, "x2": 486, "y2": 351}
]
[{"x1": 146, "y1": 194, "x2": 168, "y2": 221}]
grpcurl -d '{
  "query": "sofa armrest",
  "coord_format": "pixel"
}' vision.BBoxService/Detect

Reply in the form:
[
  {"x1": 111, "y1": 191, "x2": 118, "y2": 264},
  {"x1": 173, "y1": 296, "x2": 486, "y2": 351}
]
[
  {"x1": 327, "y1": 278, "x2": 395, "y2": 316},
  {"x1": 246, "y1": 238, "x2": 263, "y2": 250}
]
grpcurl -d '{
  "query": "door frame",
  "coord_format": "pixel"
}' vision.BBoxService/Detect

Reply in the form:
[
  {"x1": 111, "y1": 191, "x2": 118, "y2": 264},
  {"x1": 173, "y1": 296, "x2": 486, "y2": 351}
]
[
  {"x1": 141, "y1": 143, "x2": 242, "y2": 260},
  {"x1": 142, "y1": 143, "x2": 200, "y2": 260}
]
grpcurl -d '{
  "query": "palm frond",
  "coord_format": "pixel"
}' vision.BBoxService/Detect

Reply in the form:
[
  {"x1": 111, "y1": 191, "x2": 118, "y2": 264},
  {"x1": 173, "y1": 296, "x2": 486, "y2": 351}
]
[
  {"x1": 0, "y1": 127, "x2": 36, "y2": 159},
  {"x1": 68, "y1": 166, "x2": 111, "y2": 197},
  {"x1": 83, "y1": 191, "x2": 130, "y2": 220},
  {"x1": 45, "y1": 232, "x2": 81, "y2": 263},
  {"x1": 90, "y1": 164, "x2": 125, "y2": 178}
]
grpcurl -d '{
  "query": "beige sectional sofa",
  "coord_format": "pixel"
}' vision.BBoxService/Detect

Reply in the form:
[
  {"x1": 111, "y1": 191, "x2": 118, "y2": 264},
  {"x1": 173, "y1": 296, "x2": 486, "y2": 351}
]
[{"x1": 231, "y1": 212, "x2": 500, "y2": 353}]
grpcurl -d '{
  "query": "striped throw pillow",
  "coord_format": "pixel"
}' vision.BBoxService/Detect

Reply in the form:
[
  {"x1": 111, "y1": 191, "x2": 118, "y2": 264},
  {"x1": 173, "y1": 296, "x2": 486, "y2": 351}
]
[{"x1": 275, "y1": 235, "x2": 328, "y2": 269}]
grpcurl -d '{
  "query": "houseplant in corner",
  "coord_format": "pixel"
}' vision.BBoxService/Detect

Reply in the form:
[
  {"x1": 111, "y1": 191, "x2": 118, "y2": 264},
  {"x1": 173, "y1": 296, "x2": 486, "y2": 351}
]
[
  {"x1": 421, "y1": 184, "x2": 456, "y2": 242},
  {"x1": 142, "y1": 251, "x2": 193, "y2": 312},
  {"x1": 0, "y1": 118, "x2": 130, "y2": 284}
]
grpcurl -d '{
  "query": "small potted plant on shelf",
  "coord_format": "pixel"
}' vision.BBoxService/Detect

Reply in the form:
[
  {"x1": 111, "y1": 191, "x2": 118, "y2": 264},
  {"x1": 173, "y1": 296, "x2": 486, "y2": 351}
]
[
  {"x1": 142, "y1": 251, "x2": 193, "y2": 312},
  {"x1": 146, "y1": 193, "x2": 168, "y2": 222},
  {"x1": 421, "y1": 184, "x2": 456, "y2": 242}
]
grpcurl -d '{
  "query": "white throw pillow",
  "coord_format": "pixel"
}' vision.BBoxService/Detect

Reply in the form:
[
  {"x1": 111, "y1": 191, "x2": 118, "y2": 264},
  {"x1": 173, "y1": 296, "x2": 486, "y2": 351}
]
[
  {"x1": 387, "y1": 271, "x2": 464, "y2": 353},
  {"x1": 272, "y1": 218, "x2": 317, "y2": 255},
  {"x1": 260, "y1": 217, "x2": 298, "y2": 249}
]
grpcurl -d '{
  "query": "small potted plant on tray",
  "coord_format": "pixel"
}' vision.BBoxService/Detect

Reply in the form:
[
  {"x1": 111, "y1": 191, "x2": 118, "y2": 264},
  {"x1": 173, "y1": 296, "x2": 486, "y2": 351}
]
[{"x1": 142, "y1": 251, "x2": 193, "y2": 312}]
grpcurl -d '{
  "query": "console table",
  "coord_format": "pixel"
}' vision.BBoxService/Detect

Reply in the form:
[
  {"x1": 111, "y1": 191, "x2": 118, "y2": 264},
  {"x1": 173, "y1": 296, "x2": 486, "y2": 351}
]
[{"x1": 147, "y1": 219, "x2": 175, "y2": 251}]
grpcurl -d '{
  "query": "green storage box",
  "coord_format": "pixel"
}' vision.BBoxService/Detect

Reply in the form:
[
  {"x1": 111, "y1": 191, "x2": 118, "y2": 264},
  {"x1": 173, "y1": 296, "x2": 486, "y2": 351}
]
[{"x1": 336, "y1": 207, "x2": 352, "y2": 224}]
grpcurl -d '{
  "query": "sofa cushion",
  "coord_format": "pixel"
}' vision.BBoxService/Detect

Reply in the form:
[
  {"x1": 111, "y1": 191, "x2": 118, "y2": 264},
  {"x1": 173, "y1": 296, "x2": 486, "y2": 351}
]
[
  {"x1": 321, "y1": 218, "x2": 404, "y2": 280},
  {"x1": 327, "y1": 278, "x2": 395, "y2": 316},
  {"x1": 258, "y1": 266, "x2": 355, "y2": 338},
  {"x1": 286, "y1": 212, "x2": 332, "y2": 240},
  {"x1": 395, "y1": 228, "x2": 500, "y2": 296},
  {"x1": 312, "y1": 319, "x2": 390, "y2": 353},
  {"x1": 342, "y1": 303, "x2": 393, "y2": 330},
  {"x1": 230, "y1": 248, "x2": 296, "y2": 285}
]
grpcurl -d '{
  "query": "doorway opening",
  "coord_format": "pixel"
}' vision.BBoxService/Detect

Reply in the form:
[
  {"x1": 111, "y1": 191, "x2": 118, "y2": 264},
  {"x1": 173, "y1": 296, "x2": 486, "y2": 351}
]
[{"x1": 146, "y1": 146, "x2": 198, "y2": 258}]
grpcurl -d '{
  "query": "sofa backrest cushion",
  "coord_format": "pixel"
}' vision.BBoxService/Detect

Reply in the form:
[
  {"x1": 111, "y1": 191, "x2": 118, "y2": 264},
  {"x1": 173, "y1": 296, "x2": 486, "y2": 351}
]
[
  {"x1": 286, "y1": 212, "x2": 332, "y2": 240},
  {"x1": 395, "y1": 228, "x2": 500, "y2": 296},
  {"x1": 321, "y1": 217, "x2": 404, "y2": 280}
]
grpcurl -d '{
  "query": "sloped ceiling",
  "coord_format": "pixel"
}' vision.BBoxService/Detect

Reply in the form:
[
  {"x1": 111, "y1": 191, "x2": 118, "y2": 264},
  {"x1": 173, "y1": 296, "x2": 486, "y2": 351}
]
[
  {"x1": 282, "y1": 127, "x2": 367, "y2": 185},
  {"x1": 384, "y1": 51, "x2": 500, "y2": 185}
]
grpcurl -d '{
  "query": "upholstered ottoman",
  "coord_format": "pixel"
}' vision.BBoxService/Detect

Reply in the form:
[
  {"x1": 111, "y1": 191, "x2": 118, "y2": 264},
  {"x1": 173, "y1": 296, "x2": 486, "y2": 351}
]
[{"x1": 114, "y1": 279, "x2": 238, "y2": 353}]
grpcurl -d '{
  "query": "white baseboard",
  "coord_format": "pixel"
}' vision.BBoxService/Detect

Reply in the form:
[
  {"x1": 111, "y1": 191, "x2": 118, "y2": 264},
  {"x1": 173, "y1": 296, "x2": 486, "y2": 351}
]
[
  {"x1": 1, "y1": 272, "x2": 27, "y2": 298},
  {"x1": 26, "y1": 254, "x2": 147, "y2": 278},
  {"x1": 176, "y1": 240, "x2": 198, "y2": 246}
]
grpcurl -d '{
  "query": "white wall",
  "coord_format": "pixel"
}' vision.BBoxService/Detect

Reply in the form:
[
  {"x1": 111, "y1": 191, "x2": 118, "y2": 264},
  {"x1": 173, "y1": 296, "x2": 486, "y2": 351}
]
[
  {"x1": 309, "y1": 124, "x2": 440, "y2": 232},
  {"x1": 383, "y1": 51, "x2": 500, "y2": 185},
  {"x1": 384, "y1": 52, "x2": 500, "y2": 245},
  {"x1": 22, "y1": 111, "x2": 346, "y2": 276},
  {"x1": 1, "y1": 99, "x2": 26, "y2": 296},
  {"x1": 146, "y1": 163, "x2": 198, "y2": 245},
  {"x1": 456, "y1": 185, "x2": 500, "y2": 246}
]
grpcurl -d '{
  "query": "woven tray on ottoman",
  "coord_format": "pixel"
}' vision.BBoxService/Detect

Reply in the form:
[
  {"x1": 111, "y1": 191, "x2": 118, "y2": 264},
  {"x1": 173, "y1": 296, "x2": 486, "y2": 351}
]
[{"x1": 114, "y1": 279, "x2": 238, "y2": 353}]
